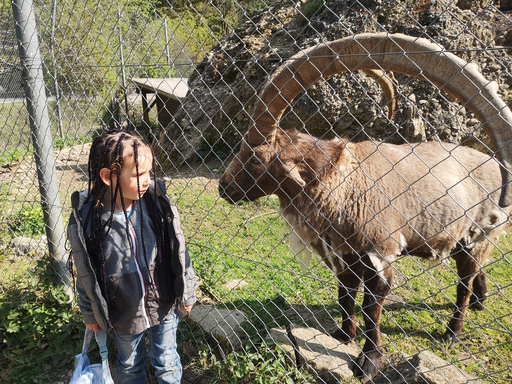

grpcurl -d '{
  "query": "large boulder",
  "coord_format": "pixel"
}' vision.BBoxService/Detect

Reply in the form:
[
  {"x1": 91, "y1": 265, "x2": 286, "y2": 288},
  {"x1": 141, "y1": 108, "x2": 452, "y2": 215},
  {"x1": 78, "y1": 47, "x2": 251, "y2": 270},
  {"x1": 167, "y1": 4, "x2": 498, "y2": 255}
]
[
  {"x1": 159, "y1": 0, "x2": 512, "y2": 166},
  {"x1": 271, "y1": 326, "x2": 486, "y2": 384}
]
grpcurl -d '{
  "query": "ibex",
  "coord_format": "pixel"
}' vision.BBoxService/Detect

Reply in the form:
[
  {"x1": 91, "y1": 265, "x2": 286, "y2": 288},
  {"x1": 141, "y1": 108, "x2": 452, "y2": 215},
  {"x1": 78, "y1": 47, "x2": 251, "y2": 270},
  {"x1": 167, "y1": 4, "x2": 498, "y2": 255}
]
[{"x1": 218, "y1": 33, "x2": 512, "y2": 378}]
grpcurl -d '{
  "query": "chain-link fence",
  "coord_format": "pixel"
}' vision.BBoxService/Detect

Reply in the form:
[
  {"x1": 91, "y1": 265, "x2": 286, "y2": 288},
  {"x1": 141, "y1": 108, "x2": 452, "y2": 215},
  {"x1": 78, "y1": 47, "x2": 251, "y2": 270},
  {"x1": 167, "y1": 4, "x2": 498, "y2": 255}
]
[{"x1": 1, "y1": 0, "x2": 512, "y2": 383}]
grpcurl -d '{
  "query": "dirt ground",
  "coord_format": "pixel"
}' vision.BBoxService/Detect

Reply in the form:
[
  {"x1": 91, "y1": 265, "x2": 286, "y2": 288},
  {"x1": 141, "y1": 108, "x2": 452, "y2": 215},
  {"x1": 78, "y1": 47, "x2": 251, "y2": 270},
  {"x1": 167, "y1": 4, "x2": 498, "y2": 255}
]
[{"x1": 0, "y1": 142, "x2": 224, "y2": 207}]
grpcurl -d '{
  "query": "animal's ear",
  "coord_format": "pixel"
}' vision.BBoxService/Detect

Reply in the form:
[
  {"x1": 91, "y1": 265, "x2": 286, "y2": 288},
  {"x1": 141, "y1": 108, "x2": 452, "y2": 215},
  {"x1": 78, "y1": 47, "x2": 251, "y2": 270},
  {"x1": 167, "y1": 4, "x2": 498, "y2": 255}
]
[{"x1": 282, "y1": 160, "x2": 306, "y2": 187}]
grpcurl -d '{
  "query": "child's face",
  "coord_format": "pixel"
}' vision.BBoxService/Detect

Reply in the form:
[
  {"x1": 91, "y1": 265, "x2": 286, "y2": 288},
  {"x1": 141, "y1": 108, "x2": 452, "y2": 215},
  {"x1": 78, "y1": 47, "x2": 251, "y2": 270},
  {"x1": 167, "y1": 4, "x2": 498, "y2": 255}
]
[{"x1": 101, "y1": 145, "x2": 154, "y2": 212}]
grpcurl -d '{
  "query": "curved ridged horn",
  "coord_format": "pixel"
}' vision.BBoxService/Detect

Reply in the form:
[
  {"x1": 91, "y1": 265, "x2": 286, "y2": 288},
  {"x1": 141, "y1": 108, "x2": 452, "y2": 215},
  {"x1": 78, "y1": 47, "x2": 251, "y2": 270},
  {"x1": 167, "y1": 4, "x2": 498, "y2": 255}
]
[
  {"x1": 248, "y1": 33, "x2": 512, "y2": 207},
  {"x1": 364, "y1": 69, "x2": 399, "y2": 121}
]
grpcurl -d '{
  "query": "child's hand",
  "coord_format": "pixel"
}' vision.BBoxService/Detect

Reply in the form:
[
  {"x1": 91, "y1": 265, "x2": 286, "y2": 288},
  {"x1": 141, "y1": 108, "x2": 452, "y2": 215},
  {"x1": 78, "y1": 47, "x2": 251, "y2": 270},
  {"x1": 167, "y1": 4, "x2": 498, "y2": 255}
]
[
  {"x1": 180, "y1": 304, "x2": 193, "y2": 317},
  {"x1": 86, "y1": 323, "x2": 102, "y2": 332}
]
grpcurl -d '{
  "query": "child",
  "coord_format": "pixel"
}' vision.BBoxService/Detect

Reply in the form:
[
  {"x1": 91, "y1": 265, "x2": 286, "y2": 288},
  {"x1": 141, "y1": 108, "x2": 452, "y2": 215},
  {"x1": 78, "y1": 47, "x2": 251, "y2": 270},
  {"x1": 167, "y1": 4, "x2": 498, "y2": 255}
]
[{"x1": 67, "y1": 129, "x2": 198, "y2": 383}]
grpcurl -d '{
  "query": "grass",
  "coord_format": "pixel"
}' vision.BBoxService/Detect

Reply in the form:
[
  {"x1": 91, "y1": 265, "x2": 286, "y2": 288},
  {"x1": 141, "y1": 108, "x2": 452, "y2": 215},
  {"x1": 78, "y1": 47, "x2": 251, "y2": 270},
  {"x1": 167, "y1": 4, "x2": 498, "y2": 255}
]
[
  {"x1": 168, "y1": 177, "x2": 512, "y2": 383},
  {"x1": 0, "y1": 101, "x2": 30, "y2": 165},
  {"x1": 0, "y1": 98, "x2": 103, "y2": 163},
  {"x1": 168, "y1": 178, "x2": 336, "y2": 330},
  {"x1": 0, "y1": 99, "x2": 102, "y2": 383},
  {"x1": 379, "y1": 248, "x2": 512, "y2": 381},
  {"x1": 0, "y1": 258, "x2": 85, "y2": 384},
  {"x1": 0, "y1": 144, "x2": 511, "y2": 382}
]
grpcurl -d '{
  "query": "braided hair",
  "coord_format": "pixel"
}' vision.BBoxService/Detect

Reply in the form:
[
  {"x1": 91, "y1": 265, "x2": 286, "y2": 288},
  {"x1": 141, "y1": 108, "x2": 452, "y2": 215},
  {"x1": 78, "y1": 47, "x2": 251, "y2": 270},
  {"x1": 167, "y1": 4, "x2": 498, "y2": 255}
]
[{"x1": 84, "y1": 129, "x2": 167, "y2": 310}]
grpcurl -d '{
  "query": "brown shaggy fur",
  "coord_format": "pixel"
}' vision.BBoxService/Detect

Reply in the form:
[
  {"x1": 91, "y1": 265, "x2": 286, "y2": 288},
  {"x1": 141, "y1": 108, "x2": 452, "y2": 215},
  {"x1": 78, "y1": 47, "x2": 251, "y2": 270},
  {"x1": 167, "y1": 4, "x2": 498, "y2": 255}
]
[{"x1": 219, "y1": 129, "x2": 509, "y2": 377}]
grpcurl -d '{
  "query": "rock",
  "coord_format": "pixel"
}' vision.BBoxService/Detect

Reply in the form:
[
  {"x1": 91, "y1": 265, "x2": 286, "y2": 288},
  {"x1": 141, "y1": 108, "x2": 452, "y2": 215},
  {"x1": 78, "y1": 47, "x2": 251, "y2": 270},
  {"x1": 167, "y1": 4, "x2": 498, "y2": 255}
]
[
  {"x1": 10, "y1": 236, "x2": 48, "y2": 257},
  {"x1": 402, "y1": 104, "x2": 426, "y2": 143},
  {"x1": 159, "y1": 0, "x2": 512, "y2": 167},
  {"x1": 189, "y1": 304, "x2": 248, "y2": 350},
  {"x1": 271, "y1": 326, "x2": 359, "y2": 383},
  {"x1": 0, "y1": 161, "x2": 18, "y2": 173},
  {"x1": 374, "y1": 350, "x2": 487, "y2": 384},
  {"x1": 272, "y1": 327, "x2": 486, "y2": 384},
  {"x1": 222, "y1": 279, "x2": 249, "y2": 291}
]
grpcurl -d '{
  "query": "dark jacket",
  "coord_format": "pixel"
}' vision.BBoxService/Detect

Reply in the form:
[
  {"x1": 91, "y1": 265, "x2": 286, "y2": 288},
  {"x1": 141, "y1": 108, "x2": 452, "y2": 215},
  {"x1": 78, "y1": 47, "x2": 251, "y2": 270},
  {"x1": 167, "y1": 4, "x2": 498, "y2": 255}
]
[{"x1": 67, "y1": 179, "x2": 198, "y2": 334}]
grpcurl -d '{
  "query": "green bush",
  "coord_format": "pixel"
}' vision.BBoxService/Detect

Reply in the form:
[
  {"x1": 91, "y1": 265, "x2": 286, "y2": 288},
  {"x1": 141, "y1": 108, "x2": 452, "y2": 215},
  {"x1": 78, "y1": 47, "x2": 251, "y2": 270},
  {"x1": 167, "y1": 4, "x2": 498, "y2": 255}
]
[
  {"x1": 302, "y1": 0, "x2": 327, "y2": 20},
  {"x1": 196, "y1": 341, "x2": 315, "y2": 383},
  {"x1": 197, "y1": 135, "x2": 230, "y2": 161},
  {"x1": 0, "y1": 148, "x2": 30, "y2": 165},
  {"x1": 0, "y1": 260, "x2": 84, "y2": 384},
  {"x1": 7, "y1": 205, "x2": 46, "y2": 238}
]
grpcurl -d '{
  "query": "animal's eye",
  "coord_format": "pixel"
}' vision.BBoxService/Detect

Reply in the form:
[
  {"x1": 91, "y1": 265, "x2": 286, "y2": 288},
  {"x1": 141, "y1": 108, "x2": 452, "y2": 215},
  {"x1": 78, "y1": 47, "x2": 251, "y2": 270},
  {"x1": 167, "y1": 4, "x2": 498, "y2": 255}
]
[{"x1": 251, "y1": 158, "x2": 261, "y2": 165}]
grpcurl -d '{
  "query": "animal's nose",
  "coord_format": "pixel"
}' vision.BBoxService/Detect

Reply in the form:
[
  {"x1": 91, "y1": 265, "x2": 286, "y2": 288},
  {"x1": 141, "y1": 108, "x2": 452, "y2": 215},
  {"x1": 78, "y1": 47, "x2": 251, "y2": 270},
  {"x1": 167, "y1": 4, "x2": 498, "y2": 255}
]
[{"x1": 218, "y1": 178, "x2": 228, "y2": 197}]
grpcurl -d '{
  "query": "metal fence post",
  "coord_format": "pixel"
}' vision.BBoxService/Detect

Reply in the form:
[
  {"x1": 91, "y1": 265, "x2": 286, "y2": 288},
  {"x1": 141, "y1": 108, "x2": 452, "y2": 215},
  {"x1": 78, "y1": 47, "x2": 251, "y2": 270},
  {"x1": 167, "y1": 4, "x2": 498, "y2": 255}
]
[
  {"x1": 50, "y1": 0, "x2": 64, "y2": 139},
  {"x1": 11, "y1": 0, "x2": 70, "y2": 291}
]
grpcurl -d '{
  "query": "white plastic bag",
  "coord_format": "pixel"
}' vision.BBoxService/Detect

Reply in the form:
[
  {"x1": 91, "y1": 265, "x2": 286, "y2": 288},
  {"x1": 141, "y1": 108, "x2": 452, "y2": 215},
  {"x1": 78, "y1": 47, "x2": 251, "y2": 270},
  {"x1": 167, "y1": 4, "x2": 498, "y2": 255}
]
[{"x1": 70, "y1": 328, "x2": 114, "y2": 384}]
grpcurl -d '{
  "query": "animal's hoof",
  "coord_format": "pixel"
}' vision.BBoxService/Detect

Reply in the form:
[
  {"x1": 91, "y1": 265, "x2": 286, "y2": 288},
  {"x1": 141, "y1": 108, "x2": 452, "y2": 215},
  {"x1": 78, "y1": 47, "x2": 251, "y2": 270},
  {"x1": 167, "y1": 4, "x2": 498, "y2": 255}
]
[
  {"x1": 330, "y1": 329, "x2": 353, "y2": 344},
  {"x1": 442, "y1": 330, "x2": 461, "y2": 347},
  {"x1": 469, "y1": 301, "x2": 485, "y2": 311},
  {"x1": 469, "y1": 295, "x2": 486, "y2": 311},
  {"x1": 351, "y1": 351, "x2": 381, "y2": 378}
]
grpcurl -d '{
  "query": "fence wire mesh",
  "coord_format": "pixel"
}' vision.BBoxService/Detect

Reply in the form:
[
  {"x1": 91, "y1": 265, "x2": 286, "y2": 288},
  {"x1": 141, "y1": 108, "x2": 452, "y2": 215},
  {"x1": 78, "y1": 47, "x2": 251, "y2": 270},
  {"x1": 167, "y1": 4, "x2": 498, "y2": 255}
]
[{"x1": 1, "y1": 0, "x2": 512, "y2": 383}]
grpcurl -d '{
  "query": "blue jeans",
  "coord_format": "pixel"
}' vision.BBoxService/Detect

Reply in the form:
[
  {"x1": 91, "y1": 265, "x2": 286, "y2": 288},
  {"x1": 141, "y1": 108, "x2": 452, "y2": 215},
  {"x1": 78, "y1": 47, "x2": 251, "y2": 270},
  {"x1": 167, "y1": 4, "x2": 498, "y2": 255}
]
[{"x1": 114, "y1": 312, "x2": 182, "y2": 384}]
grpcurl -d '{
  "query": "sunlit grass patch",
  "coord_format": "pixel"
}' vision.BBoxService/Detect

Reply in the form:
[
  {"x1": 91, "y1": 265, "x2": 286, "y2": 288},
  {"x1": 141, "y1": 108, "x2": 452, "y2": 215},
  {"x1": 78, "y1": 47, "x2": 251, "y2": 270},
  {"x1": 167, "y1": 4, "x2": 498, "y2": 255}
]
[
  {"x1": 380, "y1": 237, "x2": 512, "y2": 382},
  {"x1": 170, "y1": 176, "x2": 512, "y2": 382}
]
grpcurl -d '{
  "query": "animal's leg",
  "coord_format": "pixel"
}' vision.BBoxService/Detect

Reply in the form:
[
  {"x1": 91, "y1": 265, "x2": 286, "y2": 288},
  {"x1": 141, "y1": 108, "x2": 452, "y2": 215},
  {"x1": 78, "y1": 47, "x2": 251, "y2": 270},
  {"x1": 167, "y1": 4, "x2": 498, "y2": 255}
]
[
  {"x1": 352, "y1": 253, "x2": 393, "y2": 378},
  {"x1": 331, "y1": 261, "x2": 364, "y2": 343},
  {"x1": 444, "y1": 250, "x2": 480, "y2": 342},
  {"x1": 469, "y1": 270, "x2": 487, "y2": 311}
]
